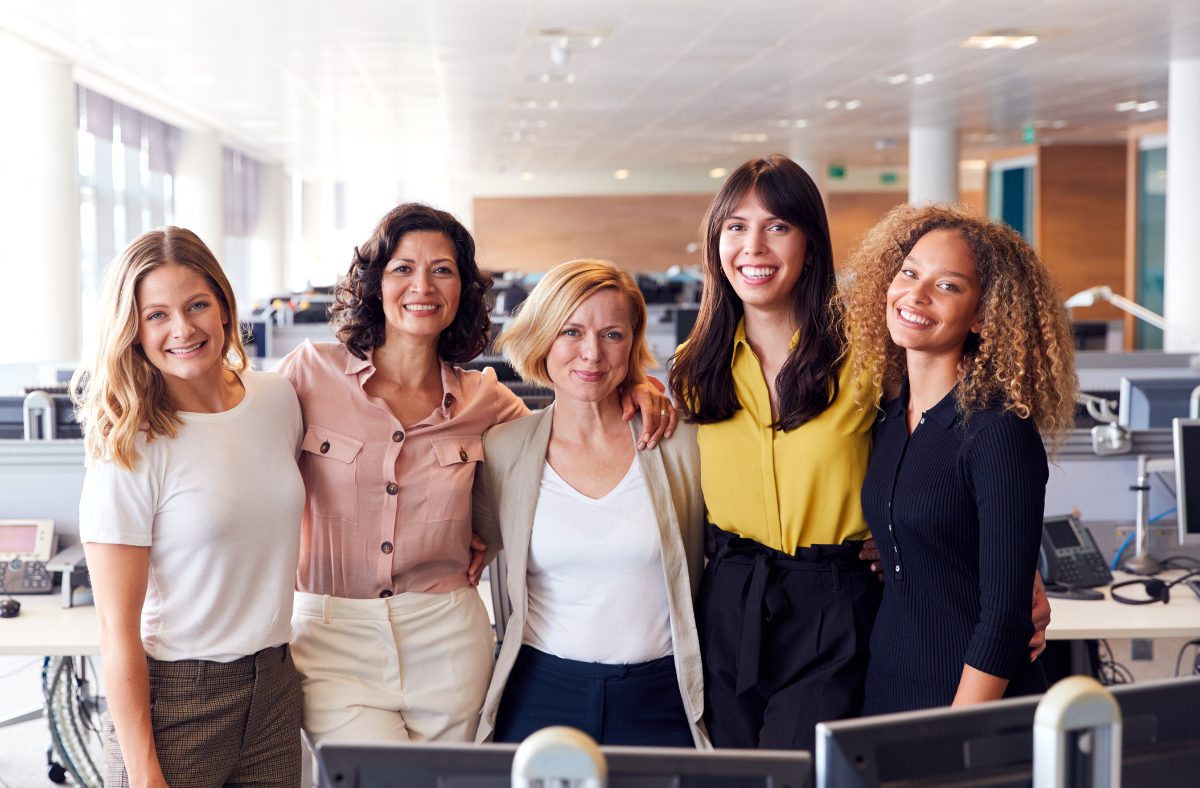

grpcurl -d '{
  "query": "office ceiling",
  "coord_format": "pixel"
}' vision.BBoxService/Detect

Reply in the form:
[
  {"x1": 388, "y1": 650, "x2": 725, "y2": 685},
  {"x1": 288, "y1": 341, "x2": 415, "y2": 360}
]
[{"x1": 2, "y1": 0, "x2": 1198, "y2": 184}]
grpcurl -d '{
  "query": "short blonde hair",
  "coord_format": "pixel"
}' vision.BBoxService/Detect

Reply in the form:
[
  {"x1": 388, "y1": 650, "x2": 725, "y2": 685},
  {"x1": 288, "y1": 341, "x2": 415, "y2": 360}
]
[
  {"x1": 72, "y1": 227, "x2": 248, "y2": 470},
  {"x1": 496, "y1": 259, "x2": 655, "y2": 390}
]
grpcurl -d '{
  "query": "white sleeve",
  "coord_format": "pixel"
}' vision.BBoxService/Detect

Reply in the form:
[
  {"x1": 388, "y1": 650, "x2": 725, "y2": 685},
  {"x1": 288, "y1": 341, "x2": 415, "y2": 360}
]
[{"x1": 78, "y1": 452, "x2": 158, "y2": 547}]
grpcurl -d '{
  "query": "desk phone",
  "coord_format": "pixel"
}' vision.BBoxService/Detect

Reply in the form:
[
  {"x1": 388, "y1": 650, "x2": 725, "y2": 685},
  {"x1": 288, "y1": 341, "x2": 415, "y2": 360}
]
[
  {"x1": 0, "y1": 519, "x2": 58, "y2": 595},
  {"x1": 1039, "y1": 515, "x2": 1113, "y2": 590}
]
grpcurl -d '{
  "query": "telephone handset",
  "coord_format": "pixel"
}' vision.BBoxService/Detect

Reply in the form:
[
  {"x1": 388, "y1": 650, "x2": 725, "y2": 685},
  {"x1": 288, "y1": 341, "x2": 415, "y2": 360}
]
[{"x1": 1038, "y1": 515, "x2": 1113, "y2": 592}]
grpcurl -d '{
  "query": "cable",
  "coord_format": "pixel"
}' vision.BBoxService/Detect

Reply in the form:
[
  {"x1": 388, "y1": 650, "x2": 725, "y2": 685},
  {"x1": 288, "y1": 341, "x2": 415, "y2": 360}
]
[
  {"x1": 1174, "y1": 639, "x2": 1200, "y2": 677},
  {"x1": 1148, "y1": 506, "x2": 1177, "y2": 524},
  {"x1": 1111, "y1": 531, "x2": 1135, "y2": 570},
  {"x1": 1096, "y1": 639, "x2": 1134, "y2": 686}
]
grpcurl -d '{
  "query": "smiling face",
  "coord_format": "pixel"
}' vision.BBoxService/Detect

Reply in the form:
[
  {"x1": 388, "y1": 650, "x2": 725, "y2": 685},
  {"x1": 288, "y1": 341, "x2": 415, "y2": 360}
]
[
  {"x1": 886, "y1": 228, "x2": 983, "y2": 359},
  {"x1": 379, "y1": 230, "x2": 462, "y2": 346},
  {"x1": 718, "y1": 191, "x2": 808, "y2": 316},
  {"x1": 135, "y1": 263, "x2": 229, "y2": 393},
  {"x1": 545, "y1": 288, "x2": 634, "y2": 405}
]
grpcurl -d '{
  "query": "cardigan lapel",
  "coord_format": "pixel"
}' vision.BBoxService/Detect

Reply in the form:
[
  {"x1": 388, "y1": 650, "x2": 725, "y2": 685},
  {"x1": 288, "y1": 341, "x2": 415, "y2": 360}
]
[{"x1": 503, "y1": 404, "x2": 555, "y2": 623}]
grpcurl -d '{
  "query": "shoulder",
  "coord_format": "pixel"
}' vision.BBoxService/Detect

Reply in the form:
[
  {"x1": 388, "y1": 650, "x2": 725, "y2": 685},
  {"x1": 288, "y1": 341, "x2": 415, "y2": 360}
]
[
  {"x1": 483, "y1": 408, "x2": 546, "y2": 452},
  {"x1": 962, "y1": 405, "x2": 1047, "y2": 463},
  {"x1": 658, "y1": 420, "x2": 700, "y2": 462},
  {"x1": 243, "y1": 369, "x2": 301, "y2": 412},
  {"x1": 274, "y1": 340, "x2": 349, "y2": 382},
  {"x1": 450, "y1": 363, "x2": 526, "y2": 419}
]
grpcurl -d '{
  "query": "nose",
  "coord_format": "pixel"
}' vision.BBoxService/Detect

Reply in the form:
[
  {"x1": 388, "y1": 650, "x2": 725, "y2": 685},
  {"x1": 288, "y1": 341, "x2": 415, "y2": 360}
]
[
  {"x1": 409, "y1": 267, "x2": 434, "y2": 293},
  {"x1": 170, "y1": 312, "x2": 195, "y2": 339},
  {"x1": 579, "y1": 332, "x2": 600, "y2": 361},
  {"x1": 743, "y1": 229, "x2": 768, "y2": 256}
]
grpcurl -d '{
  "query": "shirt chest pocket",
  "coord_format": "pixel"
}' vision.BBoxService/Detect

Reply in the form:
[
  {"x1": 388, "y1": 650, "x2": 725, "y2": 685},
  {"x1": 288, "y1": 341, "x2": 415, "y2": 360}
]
[
  {"x1": 423, "y1": 435, "x2": 485, "y2": 523},
  {"x1": 300, "y1": 425, "x2": 364, "y2": 521}
]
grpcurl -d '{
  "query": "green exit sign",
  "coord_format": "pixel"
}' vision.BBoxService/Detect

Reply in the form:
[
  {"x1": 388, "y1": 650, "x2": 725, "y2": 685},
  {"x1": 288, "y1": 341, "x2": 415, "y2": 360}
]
[
  {"x1": 880, "y1": 172, "x2": 898, "y2": 185},
  {"x1": 828, "y1": 164, "x2": 846, "y2": 179},
  {"x1": 1022, "y1": 124, "x2": 1036, "y2": 144}
]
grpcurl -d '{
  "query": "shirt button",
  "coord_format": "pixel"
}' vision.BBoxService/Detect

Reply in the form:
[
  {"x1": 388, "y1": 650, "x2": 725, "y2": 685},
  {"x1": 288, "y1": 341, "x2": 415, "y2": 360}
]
[
  {"x1": 392, "y1": 430, "x2": 404, "y2": 442},
  {"x1": 379, "y1": 589, "x2": 393, "y2": 598},
  {"x1": 381, "y1": 541, "x2": 394, "y2": 554},
  {"x1": 386, "y1": 482, "x2": 398, "y2": 495},
  {"x1": 920, "y1": 417, "x2": 926, "y2": 424},
  {"x1": 443, "y1": 393, "x2": 453, "y2": 408},
  {"x1": 319, "y1": 441, "x2": 330, "y2": 454},
  {"x1": 894, "y1": 546, "x2": 899, "y2": 552},
  {"x1": 895, "y1": 565, "x2": 901, "y2": 572},
  {"x1": 459, "y1": 447, "x2": 469, "y2": 462}
]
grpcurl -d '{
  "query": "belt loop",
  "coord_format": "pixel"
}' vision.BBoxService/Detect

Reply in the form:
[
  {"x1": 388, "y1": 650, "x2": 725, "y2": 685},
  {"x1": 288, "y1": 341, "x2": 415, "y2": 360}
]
[
  {"x1": 831, "y1": 561, "x2": 841, "y2": 592},
  {"x1": 322, "y1": 594, "x2": 332, "y2": 625}
]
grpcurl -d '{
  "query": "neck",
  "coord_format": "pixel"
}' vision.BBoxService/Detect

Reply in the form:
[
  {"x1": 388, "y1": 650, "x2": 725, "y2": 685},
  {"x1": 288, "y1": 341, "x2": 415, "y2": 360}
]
[
  {"x1": 550, "y1": 392, "x2": 627, "y2": 442},
  {"x1": 372, "y1": 332, "x2": 442, "y2": 388},
  {"x1": 166, "y1": 367, "x2": 243, "y2": 414},
  {"x1": 905, "y1": 349, "x2": 962, "y2": 414},
  {"x1": 742, "y1": 305, "x2": 798, "y2": 364}
]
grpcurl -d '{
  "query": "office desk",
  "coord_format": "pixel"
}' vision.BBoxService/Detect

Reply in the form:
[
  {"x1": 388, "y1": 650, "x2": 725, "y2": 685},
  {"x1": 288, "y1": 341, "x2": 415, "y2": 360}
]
[
  {"x1": 1045, "y1": 570, "x2": 1200, "y2": 640},
  {"x1": 0, "y1": 594, "x2": 99, "y2": 656}
]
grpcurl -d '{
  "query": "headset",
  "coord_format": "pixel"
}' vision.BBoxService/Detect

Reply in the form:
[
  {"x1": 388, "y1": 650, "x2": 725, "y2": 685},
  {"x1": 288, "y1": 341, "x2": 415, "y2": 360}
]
[{"x1": 1110, "y1": 570, "x2": 1200, "y2": 605}]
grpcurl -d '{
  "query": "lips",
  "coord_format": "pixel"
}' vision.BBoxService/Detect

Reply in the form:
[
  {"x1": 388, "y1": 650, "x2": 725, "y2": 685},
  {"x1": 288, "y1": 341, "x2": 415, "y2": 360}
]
[
  {"x1": 166, "y1": 341, "x2": 206, "y2": 356},
  {"x1": 573, "y1": 370, "x2": 605, "y2": 382},
  {"x1": 896, "y1": 307, "x2": 935, "y2": 327},
  {"x1": 403, "y1": 304, "x2": 439, "y2": 313},
  {"x1": 737, "y1": 265, "x2": 779, "y2": 283}
]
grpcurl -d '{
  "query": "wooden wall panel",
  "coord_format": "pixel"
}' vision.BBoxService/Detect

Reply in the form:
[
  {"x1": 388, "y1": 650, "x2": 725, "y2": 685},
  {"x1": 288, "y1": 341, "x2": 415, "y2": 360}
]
[
  {"x1": 1036, "y1": 144, "x2": 1127, "y2": 321},
  {"x1": 826, "y1": 192, "x2": 904, "y2": 268},
  {"x1": 472, "y1": 194, "x2": 714, "y2": 272}
]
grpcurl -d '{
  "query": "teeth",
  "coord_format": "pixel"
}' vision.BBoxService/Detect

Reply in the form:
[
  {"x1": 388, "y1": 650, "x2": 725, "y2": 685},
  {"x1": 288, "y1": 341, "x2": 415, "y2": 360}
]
[
  {"x1": 167, "y1": 342, "x2": 204, "y2": 354},
  {"x1": 900, "y1": 309, "x2": 934, "y2": 326},
  {"x1": 404, "y1": 304, "x2": 438, "y2": 312},
  {"x1": 740, "y1": 266, "x2": 778, "y2": 279}
]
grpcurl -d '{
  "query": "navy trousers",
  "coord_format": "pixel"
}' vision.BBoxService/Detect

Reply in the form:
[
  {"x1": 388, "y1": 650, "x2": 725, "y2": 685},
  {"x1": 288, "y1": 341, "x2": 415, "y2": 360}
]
[
  {"x1": 697, "y1": 524, "x2": 881, "y2": 752},
  {"x1": 494, "y1": 645, "x2": 694, "y2": 747}
]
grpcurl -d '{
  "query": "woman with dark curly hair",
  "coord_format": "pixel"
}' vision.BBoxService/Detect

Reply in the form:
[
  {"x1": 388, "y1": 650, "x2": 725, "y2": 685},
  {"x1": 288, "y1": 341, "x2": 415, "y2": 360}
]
[
  {"x1": 274, "y1": 203, "x2": 673, "y2": 746},
  {"x1": 842, "y1": 204, "x2": 1077, "y2": 714}
]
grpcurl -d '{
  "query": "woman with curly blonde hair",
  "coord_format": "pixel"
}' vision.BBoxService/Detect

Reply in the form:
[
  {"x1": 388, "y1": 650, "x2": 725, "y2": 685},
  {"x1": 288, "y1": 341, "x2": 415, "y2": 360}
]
[{"x1": 842, "y1": 203, "x2": 1077, "y2": 714}]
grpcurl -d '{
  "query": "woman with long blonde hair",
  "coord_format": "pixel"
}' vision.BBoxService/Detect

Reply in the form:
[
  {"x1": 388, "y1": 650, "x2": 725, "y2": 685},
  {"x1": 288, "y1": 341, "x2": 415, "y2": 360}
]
[
  {"x1": 842, "y1": 204, "x2": 1077, "y2": 713},
  {"x1": 74, "y1": 227, "x2": 305, "y2": 787}
]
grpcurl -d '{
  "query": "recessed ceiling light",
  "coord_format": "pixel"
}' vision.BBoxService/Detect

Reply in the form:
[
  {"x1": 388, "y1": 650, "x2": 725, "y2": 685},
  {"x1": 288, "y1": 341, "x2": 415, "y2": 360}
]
[
  {"x1": 794, "y1": 119, "x2": 809, "y2": 129},
  {"x1": 548, "y1": 99, "x2": 560, "y2": 110},
  {"x1": 590, "y1": 35, "x2": 603, "y2": 48},
  {"x1": 824, "y1": 99, "x2": 841, "y2": 110},
  {"x1": 844, "y1": 99, "x2": 863, "y2": 111},
  {"x1": 1136, "y1": 101, "x2": 1160, "y2": 112},
  {"x1": 520, "y1": 172, "x2": 535, "y2": 182},
  {"x1": 885, "y1": 73, "x2": 909, "y2": 85},
  {"x1": 709, "y1": 167, "x2": 728, "y2": 178},
  {"x1": 770, "y1": 118, "x2": 793, "y2": 128},
  {"x1": 1115, "y1": 101, "x2": 1138, "y2": 112},
  {"x1": 566, "y1": 73, "x2": 577, "y2": 84},
  {"x1": 730, "y1": 132, "x2": 768, "y2": 143},
  {"x1": 962, "y1": 31, "x2": 1039, "y2": 50},
  {"x1": 613, "y1": 169, "x2": 630, "y2": 180},
  {"x1": 912, "y1": 73, "x2": 935, "y2": 85}
]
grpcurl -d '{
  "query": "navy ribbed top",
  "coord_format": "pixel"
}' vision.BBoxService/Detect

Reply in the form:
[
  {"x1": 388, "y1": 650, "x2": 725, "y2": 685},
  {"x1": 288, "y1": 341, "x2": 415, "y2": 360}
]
[{"x1": 861, "y1": 380, "x2": 1048, "y2": 714}]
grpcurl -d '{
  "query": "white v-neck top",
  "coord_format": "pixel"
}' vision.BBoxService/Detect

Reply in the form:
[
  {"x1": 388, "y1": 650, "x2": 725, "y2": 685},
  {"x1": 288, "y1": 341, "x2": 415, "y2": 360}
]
[{"x1": 523, "y1": 457, "x2": 672, "y2": 664}]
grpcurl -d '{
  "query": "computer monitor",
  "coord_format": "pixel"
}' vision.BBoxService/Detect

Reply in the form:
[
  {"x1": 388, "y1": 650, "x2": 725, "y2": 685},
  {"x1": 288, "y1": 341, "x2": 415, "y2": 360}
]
[
  {"x1": 1118, "y1": 377, "x2": 1200, "y2": 428},
  {"x1": 0, "y1": 394, "x2": 82, "y2": 440},
  {"x1": 317, "y1": 741, "x2": 811, "y2": 788},
  {"x1": 1175, "y1": 418, "x2": 1200, "y2": 546},
  {"x1": 815, "y1": 676, "x2": 1200, "y2": 788}
]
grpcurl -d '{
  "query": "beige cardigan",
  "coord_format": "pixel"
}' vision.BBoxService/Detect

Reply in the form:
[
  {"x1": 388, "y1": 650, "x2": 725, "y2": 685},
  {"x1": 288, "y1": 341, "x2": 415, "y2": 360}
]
[{"x1": 472, "y1": 405, "x2": 709, "y2": 747}]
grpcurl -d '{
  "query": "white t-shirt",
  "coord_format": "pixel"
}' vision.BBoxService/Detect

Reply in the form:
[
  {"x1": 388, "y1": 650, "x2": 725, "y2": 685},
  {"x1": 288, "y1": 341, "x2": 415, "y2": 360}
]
[
  {"x1": 524, "y1": 458, "x2": 673, "y2": 664},
  {"x1": 79, "y1": 370, "x2": 304, "y2": 662}
]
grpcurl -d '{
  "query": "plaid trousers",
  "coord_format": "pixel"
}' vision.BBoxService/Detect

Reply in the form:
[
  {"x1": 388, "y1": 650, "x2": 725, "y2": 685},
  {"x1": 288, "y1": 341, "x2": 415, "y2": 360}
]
[{"x1": 104, "y1": 644, "x2": 303, "y2": 787}]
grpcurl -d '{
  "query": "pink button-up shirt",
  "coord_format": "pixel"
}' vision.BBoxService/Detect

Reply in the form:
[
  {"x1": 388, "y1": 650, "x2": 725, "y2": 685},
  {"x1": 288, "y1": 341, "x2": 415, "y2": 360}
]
[{"x1": 276, "y1": 340, "x2": 528, "y2": 598}]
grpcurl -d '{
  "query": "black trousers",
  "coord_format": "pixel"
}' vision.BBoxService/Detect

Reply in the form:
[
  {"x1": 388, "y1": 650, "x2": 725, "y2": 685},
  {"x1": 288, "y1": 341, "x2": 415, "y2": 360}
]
[
  {"x1": 494, "y1": 645, "x2": 694, "y2": 747},
  {"x1": 697, "y1": 524, "x2": 881, "y2": 751}
]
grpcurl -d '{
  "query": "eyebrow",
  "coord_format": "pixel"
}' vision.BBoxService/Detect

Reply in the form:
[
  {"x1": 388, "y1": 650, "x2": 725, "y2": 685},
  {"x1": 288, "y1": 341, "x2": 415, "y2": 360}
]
[
  {"x1": 139, "y1": 293, "x2": 211, "y2": 311},
  {"x1": 904, "y1": 255, "x2": 973, "y2": 281},
  {"x1": 561, "y1": 321, "x2": 627, "y2": 331},
  {"x1": 727, "y1": 213, "x2": 786, "y2": 223},
  {"x1": 389, "y1": 257, "x2": 456, "y2": 265}
]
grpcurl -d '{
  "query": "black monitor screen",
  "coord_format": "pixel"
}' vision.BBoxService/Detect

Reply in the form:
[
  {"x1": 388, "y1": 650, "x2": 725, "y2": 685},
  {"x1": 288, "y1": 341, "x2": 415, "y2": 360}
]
[
  {"x1": 1176, "y1": 420, "x2": 1200, "y2": 542},
  {"x1": 1044, "y1": 517, "x2": 1081, "y2": 549}
]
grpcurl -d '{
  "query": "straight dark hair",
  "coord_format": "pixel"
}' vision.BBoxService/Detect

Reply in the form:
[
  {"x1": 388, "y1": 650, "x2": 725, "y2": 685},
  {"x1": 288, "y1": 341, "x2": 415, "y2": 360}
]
[
  {"x1": 669, "y1": 154, "x2": 844, "y2": 430},
  {"x1": 331, "y1": 203, "x2": 493, "y2": 363}
]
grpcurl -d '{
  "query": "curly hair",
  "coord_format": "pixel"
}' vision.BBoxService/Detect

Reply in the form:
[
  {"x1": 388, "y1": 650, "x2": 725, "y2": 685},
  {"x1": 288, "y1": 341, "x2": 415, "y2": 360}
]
[
  {"x1": 72, "y1": 227, "x2": 248, "y2": 470},
  {"x1": 841, "y1": 203, "x2": 1078, "y2": 454},
  {"x1": 331, "y1": 203, "x2": 493, "y2": 362}
]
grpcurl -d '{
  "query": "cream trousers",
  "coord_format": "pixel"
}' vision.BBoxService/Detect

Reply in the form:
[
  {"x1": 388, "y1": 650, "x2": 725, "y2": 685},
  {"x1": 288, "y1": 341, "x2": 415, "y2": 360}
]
[{"x1": 291, "y1": 587, "x2": 495, "y2": 745}]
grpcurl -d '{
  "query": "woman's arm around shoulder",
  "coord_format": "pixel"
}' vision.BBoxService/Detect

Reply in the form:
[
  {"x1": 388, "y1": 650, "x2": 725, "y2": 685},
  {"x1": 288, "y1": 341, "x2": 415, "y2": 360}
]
[{"x1": 85, "y1": 542, "x2": 168, "y2": 788}]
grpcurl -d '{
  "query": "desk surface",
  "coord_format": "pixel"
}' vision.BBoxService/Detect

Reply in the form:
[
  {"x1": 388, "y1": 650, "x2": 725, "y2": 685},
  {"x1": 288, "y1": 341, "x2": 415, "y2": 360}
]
[
  {"x1": 1045, "y1": 570, "x2": 1200, "y2": 640},
  {"x1": 0, "y1": 595, "x2": 99, "y2": 656}
]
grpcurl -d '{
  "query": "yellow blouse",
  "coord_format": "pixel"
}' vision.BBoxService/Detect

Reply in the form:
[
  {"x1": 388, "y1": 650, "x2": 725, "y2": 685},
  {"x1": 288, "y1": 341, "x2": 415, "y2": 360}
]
[{"x1": 697, "y1": 321, "x2": 875, "y2": 551}]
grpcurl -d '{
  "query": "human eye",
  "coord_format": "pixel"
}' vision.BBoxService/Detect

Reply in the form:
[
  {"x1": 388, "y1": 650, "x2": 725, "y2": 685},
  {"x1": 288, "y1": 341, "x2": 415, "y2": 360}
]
[
  {"x1": 898, "y1": 268, "x2": 916, "y2": 279},
  {"x1": 938, "y1": 281, "x2": 962, "y2": 293},
  {"x1": 724, "y1": 222, "x2": 745, "y2": 232},
  {"x1": 768, "y1": 222, "x2": 790, "y2": 233},
  {"x1": 388, "y1": 263, "x2": 411, "y2": 274},
  {"x1": 560, "y1": 328, "x2": 580, "y2": 337},
  {"x1": 433, "y1": 264, "x2": 456, "y2": 275},
  {"x1": 188, "y1": 300, "x2": 210, "y2": 311},
  {"x1": 604, "y1": 330, "x2": 625, "y2": 341},
  {"x1": 145, "y1": 311, "x2": 166, "y2": 321}
]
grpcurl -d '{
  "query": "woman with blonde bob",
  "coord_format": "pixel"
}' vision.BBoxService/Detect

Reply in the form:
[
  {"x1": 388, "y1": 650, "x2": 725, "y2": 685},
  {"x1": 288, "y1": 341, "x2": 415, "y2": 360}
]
[
  {"x1": 74, "y1": 228, "x2": 305, "y2": 787},
  {"x1": 842, "y1": 204, "x2": 1077, "y2": 714},
  {"x1": 473, "y1": 259, "x2": 708, "y2": 747}
]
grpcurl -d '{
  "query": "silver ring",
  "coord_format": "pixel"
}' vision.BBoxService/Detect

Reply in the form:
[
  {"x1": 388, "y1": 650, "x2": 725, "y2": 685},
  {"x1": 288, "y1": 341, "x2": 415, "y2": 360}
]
[{"x1": 660, "y1": 409, "x2": 667, "y2": 417}]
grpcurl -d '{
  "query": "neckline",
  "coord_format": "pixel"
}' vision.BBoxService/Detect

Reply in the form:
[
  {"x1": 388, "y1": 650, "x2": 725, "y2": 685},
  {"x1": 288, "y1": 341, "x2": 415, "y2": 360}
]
[
  {"x1": 177, "y1": 370, "x2": 254, "y2": 421},
  {"x1": 543, "y1": 455, "x2": 639, "y2": 504}
]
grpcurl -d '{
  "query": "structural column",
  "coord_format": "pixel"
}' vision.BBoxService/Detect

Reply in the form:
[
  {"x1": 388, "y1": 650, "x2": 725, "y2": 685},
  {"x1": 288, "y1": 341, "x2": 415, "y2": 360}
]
[
  {"x1": 0, "y1": 33, "x2": 80, "y2": 363},
  {"x1": 1162, "y1": 58, "x2": 1200, "y2": 351},
  {"x1": 908, "y1": 126, "x2": 959, "y2": 205},
  {"x1": 251, "y1": 161, "x2": 287, "y2": 298},
  {"x1": 174, "y1": 128, "x2": 224, "y2": 261}
]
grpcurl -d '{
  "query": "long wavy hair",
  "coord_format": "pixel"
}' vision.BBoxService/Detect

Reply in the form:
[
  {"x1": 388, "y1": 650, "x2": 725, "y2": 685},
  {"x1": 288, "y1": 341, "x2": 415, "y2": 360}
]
[
  {"x1": 331, "y1": 203, "x2": 493, "y2": 363},
  {"x1": 669, "y1": 154, "x2": 843, "y2": 430},
  {"x1": 842, "y1": 203, "x2": 1078, "y2": 453},
  {"x1": 72, "y1": 228, "x2": 247, "y2": 470}
]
